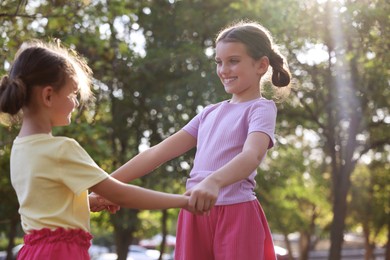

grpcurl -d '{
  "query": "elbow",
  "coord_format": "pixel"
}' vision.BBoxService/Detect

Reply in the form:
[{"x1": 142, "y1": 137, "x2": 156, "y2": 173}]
[{"x1": 243, "y1": 150, "x2": 264, "y2": 167}]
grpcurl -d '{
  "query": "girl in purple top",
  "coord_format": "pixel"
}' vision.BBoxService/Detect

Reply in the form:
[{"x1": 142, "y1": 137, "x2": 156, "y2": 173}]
[{"x1": 95, "y1": 20, "x2": 291, "y2": 260}]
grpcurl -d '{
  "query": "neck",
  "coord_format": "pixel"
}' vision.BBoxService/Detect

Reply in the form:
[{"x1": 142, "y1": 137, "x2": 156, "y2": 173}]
[
  {"x1": 19, "y1": 112, "x2": 52, "y2": 137},
  {"x1": 230, "y1": 95, "x2": 261, "y2": 104}
]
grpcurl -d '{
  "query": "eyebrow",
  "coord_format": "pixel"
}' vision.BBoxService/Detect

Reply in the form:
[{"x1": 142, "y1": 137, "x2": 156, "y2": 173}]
[{"x1": 215, "y1": 55, "x2": 241, "y2": 60}]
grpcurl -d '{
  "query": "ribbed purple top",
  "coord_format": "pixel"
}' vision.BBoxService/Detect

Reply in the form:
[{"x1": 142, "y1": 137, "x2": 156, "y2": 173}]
[{"x1": 183, "y1": 98, "x2": 277, "y2": 205}]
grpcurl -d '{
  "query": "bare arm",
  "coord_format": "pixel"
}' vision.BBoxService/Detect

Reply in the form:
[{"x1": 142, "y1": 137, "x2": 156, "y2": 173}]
[
  {"x1": 90, "y1": 176, "x2": 188, "y2": 210},
  {"x1": 89, "y1": 130, "x2": 196, "y2": 212},
  {"x1": 110, "y1": 130, "x2": 196, "y2": 183},
  {"x1": 186, "y1": 132, "x2": 270, "y2": 212}
]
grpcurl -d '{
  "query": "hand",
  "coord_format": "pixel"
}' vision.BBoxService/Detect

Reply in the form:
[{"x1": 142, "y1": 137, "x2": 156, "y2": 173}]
[
  {"x1": 181, "y1": 194, "x2": 205, "y2": 215},
  {"x1": 184, "y1": 178, "x2": 219, "y2": 214},
  {"x1": 89, "y1": 193, "x2": 120, "y2": 213},
  {"x1": 105, "y1": 204, "x2": 121, "y2": 214}
]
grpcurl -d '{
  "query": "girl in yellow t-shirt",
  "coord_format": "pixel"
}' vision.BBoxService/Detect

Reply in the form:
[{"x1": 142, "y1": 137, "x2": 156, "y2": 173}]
[{"x1": 0, "y1": 40, "x2": 190, "y2": 260}]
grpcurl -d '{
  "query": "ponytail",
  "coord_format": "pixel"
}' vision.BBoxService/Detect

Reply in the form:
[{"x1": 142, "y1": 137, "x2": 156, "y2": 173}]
[
  {"x1": 269, "y1": 50, "x2": 291, "y2": 87},
  {"x1": 0, "y1": 75, "x2": 27, "y2": 115}
]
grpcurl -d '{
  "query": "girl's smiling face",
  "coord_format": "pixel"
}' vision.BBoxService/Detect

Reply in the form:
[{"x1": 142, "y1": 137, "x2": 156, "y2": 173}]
[{"x1": 215, "y1": 41, "x2": 269, "y2": 103}]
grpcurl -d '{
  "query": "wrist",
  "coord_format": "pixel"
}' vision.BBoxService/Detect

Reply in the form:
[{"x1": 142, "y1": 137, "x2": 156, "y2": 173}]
[
  {"x1": 180, "y1": 195, "x2": 189, "y2": 208},
  {"x1": 204, "y1": 175, "x2": 223, "y2": 189}
]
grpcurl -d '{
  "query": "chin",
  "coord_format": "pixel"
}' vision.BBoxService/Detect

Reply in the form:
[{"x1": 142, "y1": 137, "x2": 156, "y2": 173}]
[
  {"x1": 224, "y1": 88, "x2": 235, "y2": 94},
  {"x1": 56, "y1": 120, "x2": 72, "y2": 126}
]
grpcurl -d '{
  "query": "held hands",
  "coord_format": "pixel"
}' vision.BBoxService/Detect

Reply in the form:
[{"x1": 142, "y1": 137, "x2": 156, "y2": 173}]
[
  {"x1": 184, "y1": 178, "x2": 219, "y2": 215},
  {"x1": 89, "y1": 180, "x2": 218, "y2": 215},
  {"x1": 89, "y1": 193, "x2": 120, "y2": 214}
]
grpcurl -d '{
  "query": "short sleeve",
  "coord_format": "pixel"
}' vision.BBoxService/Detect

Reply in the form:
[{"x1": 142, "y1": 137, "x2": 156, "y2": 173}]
[
  {"x1": 57, "y1": 139, "x2": 109, "y2": 195},
  {"x1": 248, "y1": 100, "x2": 277, "y2": 149},
  {"x1": 182, "y1": 113, "x2": 201, "y2": 138}
]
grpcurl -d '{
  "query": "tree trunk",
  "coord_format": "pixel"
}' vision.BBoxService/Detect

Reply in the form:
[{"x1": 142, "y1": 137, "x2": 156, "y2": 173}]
[
  {"x1": 328, "y1": 186, "x2": 346, "y2": 260},
  {"x1": 325, "y1": 2, "x2": 362, "y2": 258},
  {"x1": 5, "y1": 214, "x2": 19, "y2": 260},
  {"x1": 363, "y1": 222, "x2": 375, "y2": 260},
  {"x1": 364, "y1": 244, "x2": 375, "y2": 260},
  {"x1": 300, "y1": 206, "x2": 317, "y2": 260},
  {"x1": 158, "y1": 209, "x2": 168, "y2": 260},
  {"x1": 327, "y1": 122, "x2": 357, "y2": 260},
  {"x1": 283, "y1": 233, "x2": 294, "y2": 260},
  {"x1": 385, "y1": 219, "x2": 390, "y2": 260},
  {"x1": 112, "y1": 209, "x2": 139, "y2": 260},
  {"x1": 115, "y1": 227, "x2": 133, "y2": 260},
  {"x1": 299, "y1": 232, "x2": 310, "y2": 260}
]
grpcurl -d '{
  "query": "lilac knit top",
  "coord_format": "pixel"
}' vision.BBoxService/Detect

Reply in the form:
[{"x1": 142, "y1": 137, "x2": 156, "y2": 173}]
[{"x1": 182, "y1": 98, "x2": 277, "y2": 205}]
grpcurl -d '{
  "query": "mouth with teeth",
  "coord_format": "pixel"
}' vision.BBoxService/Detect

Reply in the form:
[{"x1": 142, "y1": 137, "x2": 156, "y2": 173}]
[{"x1": 223, "y1": 77, "x2": 237, "y2": 84}]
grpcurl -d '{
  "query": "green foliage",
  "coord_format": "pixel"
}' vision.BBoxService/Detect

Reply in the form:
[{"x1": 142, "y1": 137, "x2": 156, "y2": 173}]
[
  {"x1": 257, "y1": 139, "x2": 332, "y2": 237},
  {"x1": 349, "y1": 157, "x2": 390, "y2": 246},
  {"x1": 0, "y1": 0, "x2": 389, "y2": 259},
  {"x1": 0, "y1": 125, "x2": 19, "y2": 235},
  {"x1": 90, "y1": 212, "x2": 116, "y2": 247},
  {"x1": 134, "y1": 209, "x2": 180, "y2": 240}
]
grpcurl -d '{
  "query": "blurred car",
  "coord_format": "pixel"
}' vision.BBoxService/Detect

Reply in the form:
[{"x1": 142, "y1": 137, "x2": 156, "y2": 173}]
[
  {"x1": 94, "y1": 245, "x2": 172, "y2": 260},
  {"x1": 94, "y1": 253, "x2": 118, "y2": 260},
  {"x1": 275, "y1": 245, "x2": 289, "y2": 260},
  {"x1": 169, "y1": 245, "x2": 288, "y2": 260},
  {"x1": 89, "y1": 245, "x2": 110, "y2": 259},
  {"x1": 128, "y1": 245, "x2": 156, "y2": 260}
]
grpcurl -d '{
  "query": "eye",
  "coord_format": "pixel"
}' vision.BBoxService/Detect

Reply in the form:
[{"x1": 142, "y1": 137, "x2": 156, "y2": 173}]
[
  {"x1": 230, "y1": 58, "x2": 239, "y2": 64},
  {"x1": 215, "y1": 60, "x2": 222, "y2": 65}
]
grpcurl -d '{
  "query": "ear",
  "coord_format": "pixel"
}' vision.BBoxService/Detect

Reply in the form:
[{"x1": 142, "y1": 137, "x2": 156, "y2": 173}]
[
  {"x1": 256, "y1": 56, "x2": 269, "y2": 76},
  {"x1": 41, "y1": 86, "x2": 54, "y2": 107}
]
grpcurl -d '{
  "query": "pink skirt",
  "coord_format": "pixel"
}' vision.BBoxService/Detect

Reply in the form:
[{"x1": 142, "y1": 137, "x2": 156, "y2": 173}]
[
  {"x1": 175, "y1": 200, "x2": 276, "y2": 260},
  {"x1": 17, "y1": 228, "x2": 92, "y2": 260}
]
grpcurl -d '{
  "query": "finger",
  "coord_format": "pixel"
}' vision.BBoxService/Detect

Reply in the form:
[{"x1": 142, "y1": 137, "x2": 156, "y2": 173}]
[
  {"x1": 109, "y1": 205, "x2": 120, "y2": 213},
  {"x1": 196, "y1": 198, "x2": 205, "y2": 212},
  {"x1": 188, "y1": 194, "x2": 197, "y2": 212},
  {"x1": 107, "y1": 206, "x2": 115, "y2": 214},
  {"x1": 95, "y1": 206, "x2": 105, "y2": 212},
  {"x1": 90, "y1": 206, "x2": 104, "y2": 212},
  {"x1": 202, "y1": 200, "x2": 211, "y2": 212},
  {"x1": 210, "y1": 199, "x2": 217, "y2": 209}
]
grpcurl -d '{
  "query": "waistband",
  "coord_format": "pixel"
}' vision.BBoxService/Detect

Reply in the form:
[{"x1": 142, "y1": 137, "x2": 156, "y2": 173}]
[{"x1": 24, "y1": 228, "x2": 93, "y2": 249}]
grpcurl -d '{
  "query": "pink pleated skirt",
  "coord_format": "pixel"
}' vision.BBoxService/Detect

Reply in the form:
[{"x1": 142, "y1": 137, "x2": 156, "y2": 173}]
[
  {"x1": 17, "y1": 228, "x2": 93, "y2": 260},
  {"x1": 175, "y1": 200, "x2": 276, "y2": 260}
]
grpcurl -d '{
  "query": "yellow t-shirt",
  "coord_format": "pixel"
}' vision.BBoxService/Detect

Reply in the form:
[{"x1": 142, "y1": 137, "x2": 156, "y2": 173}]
[{"x1": 10, "y1": 134, "x2": 109, "y2": 234}]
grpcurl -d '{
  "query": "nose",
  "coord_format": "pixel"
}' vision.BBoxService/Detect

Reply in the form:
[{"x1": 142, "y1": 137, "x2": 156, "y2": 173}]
[{"x1": 218, "y1": 63, "x2": 228, "y2": 75}]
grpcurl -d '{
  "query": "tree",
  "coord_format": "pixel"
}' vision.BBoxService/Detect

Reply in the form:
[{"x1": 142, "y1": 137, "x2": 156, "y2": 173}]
[
  {"x1": 258, "y1": 132, "x2": 332, "y2": 260},
  {"x1": 1, "y1": 1, "x2": 388, "y2": 260},
  {"x1": 349, "y1": 157, "x2": 390, "y2": 260},
  {"x1": 271, "y1": 1, "x2": 390, "y2": 259},
  {"x1": 0, "y1": 130, "x2": 20, "y2": 260}
]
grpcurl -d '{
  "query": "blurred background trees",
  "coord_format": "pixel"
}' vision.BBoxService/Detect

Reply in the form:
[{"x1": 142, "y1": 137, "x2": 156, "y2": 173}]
[{"x1": 0, "y1": 0, "x2": 388, "y2": 260}]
